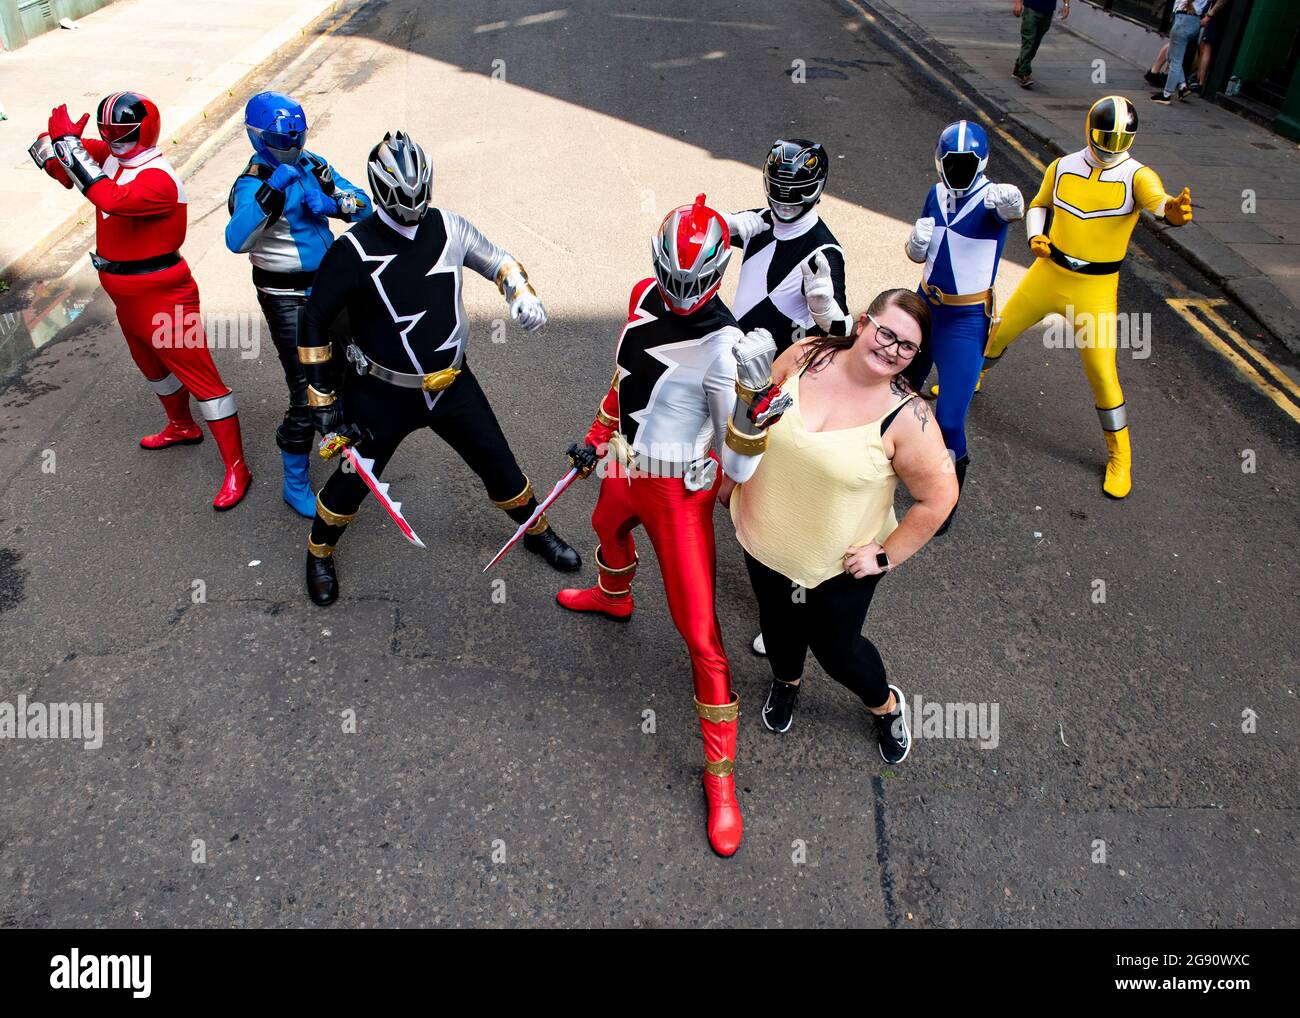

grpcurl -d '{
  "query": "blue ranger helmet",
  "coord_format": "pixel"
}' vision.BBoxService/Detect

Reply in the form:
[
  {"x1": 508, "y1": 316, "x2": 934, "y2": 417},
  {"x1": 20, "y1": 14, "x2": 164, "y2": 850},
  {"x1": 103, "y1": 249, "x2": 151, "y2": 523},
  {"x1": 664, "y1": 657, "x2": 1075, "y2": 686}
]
[
  {"x1": 934, "y1": 120, "x2": 989, "y2": 196},
  {"x1": 244, "y1": 91, "x2": 308, "y2": 165}
]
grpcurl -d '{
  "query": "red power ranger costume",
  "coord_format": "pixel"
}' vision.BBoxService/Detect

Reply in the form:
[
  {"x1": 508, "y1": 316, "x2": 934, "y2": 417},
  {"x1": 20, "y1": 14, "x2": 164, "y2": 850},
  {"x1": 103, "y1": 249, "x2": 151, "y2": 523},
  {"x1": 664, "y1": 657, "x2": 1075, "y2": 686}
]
[
  {"x1": 558, "y1": 196, "x2": 783, "y2": 857},
  {"x1": 30, "y1": 93, "x2": 251, "y2": 509}
]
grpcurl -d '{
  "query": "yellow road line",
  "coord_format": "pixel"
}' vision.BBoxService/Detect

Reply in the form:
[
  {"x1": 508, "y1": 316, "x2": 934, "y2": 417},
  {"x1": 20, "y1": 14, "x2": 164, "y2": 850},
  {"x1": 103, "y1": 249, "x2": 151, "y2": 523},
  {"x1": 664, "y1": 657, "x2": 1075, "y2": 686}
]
[
  {"x1": 1168, "y1": 299, "x2": 1300, "y2": 424},
  {"x1": 1193, "y1": 299, "x2": 1300, "y2": 402}
]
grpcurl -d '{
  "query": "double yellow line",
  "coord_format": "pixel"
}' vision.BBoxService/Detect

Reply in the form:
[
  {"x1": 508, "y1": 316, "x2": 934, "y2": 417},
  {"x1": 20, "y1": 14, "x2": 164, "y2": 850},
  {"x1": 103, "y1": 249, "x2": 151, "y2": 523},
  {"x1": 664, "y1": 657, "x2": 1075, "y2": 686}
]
[{"x1": 1167, "y1": 298, "x2": 1300, "y2": 424}]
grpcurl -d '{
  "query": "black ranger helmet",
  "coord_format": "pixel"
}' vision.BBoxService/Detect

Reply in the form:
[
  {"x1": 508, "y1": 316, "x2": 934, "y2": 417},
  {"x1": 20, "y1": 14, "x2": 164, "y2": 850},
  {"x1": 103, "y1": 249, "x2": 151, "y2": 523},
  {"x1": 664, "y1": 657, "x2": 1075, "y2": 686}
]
[
  {"x1": 1086, "y1": 95, "x2": 1138, "y2": 166},
  {"x1": 764, "y1": 139, "x2": 829, "y2": 223},
  {"x1": 367, "y1": 131, "x2": 432, "y2": 225}
]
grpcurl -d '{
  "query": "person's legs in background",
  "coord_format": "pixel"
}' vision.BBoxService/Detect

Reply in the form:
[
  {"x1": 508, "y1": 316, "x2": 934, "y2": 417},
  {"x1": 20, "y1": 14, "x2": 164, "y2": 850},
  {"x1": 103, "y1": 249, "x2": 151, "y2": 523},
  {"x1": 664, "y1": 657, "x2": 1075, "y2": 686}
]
[
  {"x1": 1156, "y1": 12, "x2": 1200, "y2": 101},
  {"x1": 1014, "y1": 6, "x2": 1053, "y2": 84}
]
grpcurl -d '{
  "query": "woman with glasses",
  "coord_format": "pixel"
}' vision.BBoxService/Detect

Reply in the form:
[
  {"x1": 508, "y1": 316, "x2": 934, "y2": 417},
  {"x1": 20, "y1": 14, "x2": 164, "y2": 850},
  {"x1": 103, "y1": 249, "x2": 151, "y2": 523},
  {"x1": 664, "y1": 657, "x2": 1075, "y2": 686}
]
[{"x1": 719, "y1": 289, "x2": 957, "y2": 762}]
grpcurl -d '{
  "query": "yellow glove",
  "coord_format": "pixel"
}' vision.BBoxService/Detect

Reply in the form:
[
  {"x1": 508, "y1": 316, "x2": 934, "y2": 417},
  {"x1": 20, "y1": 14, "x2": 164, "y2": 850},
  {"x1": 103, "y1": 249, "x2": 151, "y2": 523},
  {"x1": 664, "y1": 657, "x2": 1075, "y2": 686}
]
[
  {"x1": 1029, "y1": 234, "x2": 1051, "y2": 258},
  {"x1": 1164, "y1": 187, "x2": 1193, "y2": 226}
]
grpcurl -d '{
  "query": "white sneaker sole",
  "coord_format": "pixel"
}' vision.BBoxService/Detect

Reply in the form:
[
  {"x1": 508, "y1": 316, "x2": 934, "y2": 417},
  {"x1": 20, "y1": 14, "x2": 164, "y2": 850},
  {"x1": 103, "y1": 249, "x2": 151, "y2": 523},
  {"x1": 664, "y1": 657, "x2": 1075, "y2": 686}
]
[{"x1": 878, "y1": 683, "x2": 911, "y2": 764}]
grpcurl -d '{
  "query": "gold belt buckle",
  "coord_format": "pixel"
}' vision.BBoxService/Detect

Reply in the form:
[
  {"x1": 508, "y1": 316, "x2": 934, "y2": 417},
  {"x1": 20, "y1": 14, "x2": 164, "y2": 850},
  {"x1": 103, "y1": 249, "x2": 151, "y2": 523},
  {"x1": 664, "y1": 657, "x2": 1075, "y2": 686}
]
[
  {"x1": 421, "y1": 366, "x2": 461, "y2": 392},
  {"x1": 925, "y1": 283, "x2": 945, "y2": 306}
]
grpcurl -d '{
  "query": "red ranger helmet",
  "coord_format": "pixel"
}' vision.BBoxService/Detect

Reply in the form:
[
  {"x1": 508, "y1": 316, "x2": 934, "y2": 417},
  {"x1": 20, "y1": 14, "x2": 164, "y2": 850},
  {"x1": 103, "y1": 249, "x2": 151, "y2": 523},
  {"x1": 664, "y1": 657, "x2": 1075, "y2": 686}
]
[
  {"x1": 97, "y1": 91, "x2": 161, "y2": 158},
  {"x1": 651, "y1": 194, "x2": 732, "y2": 315}
]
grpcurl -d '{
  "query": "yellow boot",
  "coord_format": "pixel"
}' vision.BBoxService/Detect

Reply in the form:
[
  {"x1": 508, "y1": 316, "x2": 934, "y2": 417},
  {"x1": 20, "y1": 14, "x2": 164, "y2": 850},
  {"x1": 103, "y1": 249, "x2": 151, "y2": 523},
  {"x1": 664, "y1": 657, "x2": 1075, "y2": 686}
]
[{"x1": 1102, "y1": 427, "x2": 1132, "y2": 499}]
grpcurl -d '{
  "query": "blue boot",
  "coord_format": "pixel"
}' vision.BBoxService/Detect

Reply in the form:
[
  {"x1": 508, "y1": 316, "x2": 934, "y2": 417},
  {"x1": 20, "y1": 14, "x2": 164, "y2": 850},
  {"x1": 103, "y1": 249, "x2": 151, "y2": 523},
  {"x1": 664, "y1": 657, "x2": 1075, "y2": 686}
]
[{"x1": 280, "y1": 449, "x2": 316, "y2": 518}]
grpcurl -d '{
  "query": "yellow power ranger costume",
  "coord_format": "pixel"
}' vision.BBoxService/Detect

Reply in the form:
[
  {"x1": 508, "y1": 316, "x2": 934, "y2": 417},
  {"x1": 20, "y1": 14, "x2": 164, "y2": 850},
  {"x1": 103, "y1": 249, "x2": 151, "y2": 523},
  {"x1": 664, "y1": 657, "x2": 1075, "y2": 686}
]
[{"x1": 982, "y1": 96, "x2": 1192, "y2": 498}]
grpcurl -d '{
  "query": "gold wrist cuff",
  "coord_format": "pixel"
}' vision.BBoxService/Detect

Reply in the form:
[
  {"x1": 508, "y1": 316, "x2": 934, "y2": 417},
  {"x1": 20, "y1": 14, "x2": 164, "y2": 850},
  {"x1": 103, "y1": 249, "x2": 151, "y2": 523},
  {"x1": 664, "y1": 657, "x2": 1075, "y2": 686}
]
[
  {"x1": 704, "y1": 757, "x2": 735, "y2": 777},
  {"x1": 595, "y1": 405, "x2": 618, "y2": 429},
  {"x1": 735, "y1": 376, "x2": 771, "y2": 404},
  {"x1": 315, "y1": 495, "x2": 358, "y2": 527},
  {"x1": 725, "y1": 419, "x2": 768, "y2": 456},
  {"x1": 493, "y1": 477, "x2": 533, "y2": 510},
  {"x1": 306, "y1": 385, "x2": 337, "y2": 407},
  {"x1": 298, "y1": 345, "x2": 332, "y2": 364},
  {"x1": 495, "y1": 259, "x2": 529, "y2": 295},
  {"x1": 524, "y1": 513, "x2": 550, "y2": 536},
  {"x1": 694, "y1": 695, "x2": 740, "y2": 724},
  {"x1": 307, "y1": 537, "x2": 335, "y2": 559}
]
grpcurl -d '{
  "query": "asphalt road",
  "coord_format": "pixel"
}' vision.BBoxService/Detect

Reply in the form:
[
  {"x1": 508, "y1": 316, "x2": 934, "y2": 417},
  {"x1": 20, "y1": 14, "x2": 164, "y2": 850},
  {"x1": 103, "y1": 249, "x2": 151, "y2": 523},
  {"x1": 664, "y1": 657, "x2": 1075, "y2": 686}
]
[{"x1": 0, "y1": 0, "x2": 1296, "y2": 928}]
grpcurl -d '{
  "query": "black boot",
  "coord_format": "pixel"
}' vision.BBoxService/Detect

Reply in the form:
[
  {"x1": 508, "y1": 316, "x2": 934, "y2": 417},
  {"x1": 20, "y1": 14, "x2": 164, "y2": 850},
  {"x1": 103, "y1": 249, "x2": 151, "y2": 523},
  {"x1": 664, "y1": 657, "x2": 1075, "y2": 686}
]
[
  {"x1": 523, "y1": 525, "x2": 581, "y2": 572},
  {"x1": 305, "y1": 545, "x2": 339, "y2": 606},
  {"x1": 934, "y1": 455, "x2": 969, "y2": 537}
]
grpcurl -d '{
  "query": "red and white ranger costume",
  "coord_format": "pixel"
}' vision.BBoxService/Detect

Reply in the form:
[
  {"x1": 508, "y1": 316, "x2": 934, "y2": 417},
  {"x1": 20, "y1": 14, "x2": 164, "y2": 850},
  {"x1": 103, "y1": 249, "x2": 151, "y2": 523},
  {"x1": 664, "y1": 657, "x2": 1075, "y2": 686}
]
[
  {"x1": 30, "y1": 94, "x2": 251, "y2": 509},
  {"x1": 558, "y1": 196, "x2": 783, "y2": 857}
]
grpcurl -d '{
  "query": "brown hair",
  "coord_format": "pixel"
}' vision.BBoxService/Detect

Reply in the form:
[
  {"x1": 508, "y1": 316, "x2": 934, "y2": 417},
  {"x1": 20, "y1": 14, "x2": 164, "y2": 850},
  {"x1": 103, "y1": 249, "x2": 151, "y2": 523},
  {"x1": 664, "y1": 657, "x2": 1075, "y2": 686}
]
[{"x1": 801, "y1": 288, "x2": 933, "y2": 393}]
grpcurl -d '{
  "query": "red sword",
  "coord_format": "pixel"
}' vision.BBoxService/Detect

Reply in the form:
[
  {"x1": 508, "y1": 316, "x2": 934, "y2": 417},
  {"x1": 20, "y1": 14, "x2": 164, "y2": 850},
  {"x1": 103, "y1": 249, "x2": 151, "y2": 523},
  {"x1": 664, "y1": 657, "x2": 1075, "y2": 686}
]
[
  {"x1": 321, "y1": 431, "x2": 426, "y2": 549},
  {"x1": 482, "y1": 467, "x2": 579, "y2": 572}
]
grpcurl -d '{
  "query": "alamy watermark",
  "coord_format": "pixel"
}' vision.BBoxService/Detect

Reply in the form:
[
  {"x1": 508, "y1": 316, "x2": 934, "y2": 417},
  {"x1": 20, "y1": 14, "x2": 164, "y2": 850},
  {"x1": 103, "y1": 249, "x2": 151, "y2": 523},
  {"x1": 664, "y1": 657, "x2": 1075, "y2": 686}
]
[
  {"x1": 0, "y1": 694, "x2": 103, "y2": 749},
  {"x1": 911, "y1": 695, "x2": 999, "y2": 749},
  {"x1": 1042, "y1": 306, "x2": 1152, "y2": 360},
  {"x1": 151, "y1": 307, "x2": 261, "y2": 359}
]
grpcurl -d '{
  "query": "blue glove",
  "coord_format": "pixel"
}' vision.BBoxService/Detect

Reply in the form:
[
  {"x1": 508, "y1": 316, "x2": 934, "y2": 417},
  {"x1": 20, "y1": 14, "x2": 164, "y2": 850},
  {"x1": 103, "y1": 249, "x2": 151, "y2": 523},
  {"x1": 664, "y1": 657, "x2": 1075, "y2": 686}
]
[
  {"x1": 268, "y1": 162, "x2": 301, "y2": 192},
  {"x1": 304, "y1": 188, "x2": 340, "y2": 217}
]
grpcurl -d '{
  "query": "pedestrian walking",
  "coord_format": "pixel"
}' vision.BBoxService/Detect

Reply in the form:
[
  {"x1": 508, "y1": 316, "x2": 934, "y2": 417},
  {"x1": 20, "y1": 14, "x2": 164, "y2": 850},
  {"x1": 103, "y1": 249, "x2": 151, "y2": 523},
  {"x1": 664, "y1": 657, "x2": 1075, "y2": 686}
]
[
  {"x1": 1152, "y1": 1, "x2": 1208, "y2": 104},
  {"x1": 1013, "y1": 0, "x2": 1070, "y2": 88}
]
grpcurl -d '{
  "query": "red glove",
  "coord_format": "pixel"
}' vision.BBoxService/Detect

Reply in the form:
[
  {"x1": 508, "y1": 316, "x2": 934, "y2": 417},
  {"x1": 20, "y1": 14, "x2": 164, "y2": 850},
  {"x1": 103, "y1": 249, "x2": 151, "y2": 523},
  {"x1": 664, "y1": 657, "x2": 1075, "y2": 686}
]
[{"x1": 48, "y1": 104, "x2": 89, "y2": 141}]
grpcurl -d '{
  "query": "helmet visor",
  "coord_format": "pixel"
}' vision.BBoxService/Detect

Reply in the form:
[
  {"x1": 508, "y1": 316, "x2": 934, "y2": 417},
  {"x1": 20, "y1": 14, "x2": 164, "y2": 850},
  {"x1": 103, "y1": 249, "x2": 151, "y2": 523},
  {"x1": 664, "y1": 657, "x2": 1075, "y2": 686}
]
[
  {"x1": 939, "y1": 151, "x2": 981, "y2": 192},
  {"x1": 1089, "y1": 127, "x2": 1135, "y2": 155},
  {"x1": 99, "y1": 120, "x2": 140, "y2": 145},
  {"x1": 249, "y1": 124, "x2": 306, "y2": 162}
]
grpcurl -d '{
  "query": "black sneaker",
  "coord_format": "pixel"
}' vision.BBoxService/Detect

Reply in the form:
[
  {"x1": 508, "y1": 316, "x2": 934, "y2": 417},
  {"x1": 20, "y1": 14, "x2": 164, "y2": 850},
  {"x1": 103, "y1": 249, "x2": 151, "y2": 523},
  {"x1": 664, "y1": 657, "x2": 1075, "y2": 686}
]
[
  {"x1": 874, "y1": 683, "x2": 911, "y2": 764},
  {"x1": 1143, "y1": 70, "x2": 1162, "y2": 86},
  {"x1": 761, "y1": 679, "x2": 800, "y2": 734},
  {"x1": 1151, "y1": 91, "x2": 1172, "y2": 105}
]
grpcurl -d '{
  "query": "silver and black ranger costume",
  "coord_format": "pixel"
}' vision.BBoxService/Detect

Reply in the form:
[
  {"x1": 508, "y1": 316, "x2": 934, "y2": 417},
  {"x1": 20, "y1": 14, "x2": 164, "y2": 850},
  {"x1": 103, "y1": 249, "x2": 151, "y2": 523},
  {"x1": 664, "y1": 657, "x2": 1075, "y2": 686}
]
[{"x1": 297, "y1": 131, "x2": 579, "y2": 605}]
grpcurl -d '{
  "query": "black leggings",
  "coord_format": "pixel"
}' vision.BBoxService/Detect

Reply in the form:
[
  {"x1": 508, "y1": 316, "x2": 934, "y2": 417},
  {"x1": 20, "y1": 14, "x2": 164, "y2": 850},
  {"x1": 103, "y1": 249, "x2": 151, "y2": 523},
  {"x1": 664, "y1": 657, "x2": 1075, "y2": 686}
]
[
  {"x1": 310, "y1": 359, "x2": 535, "y2": 548},
  {"x1": 743, "y1": 550, "x2": 890, "y2": 710}
]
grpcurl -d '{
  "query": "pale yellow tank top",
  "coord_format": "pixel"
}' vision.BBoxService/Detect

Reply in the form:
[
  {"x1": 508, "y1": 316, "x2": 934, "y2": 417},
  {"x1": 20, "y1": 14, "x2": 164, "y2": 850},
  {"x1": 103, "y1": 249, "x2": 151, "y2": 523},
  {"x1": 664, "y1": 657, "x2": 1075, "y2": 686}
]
[{"x1": 731, "y1": 369, "x2": 914, "y2": 588}]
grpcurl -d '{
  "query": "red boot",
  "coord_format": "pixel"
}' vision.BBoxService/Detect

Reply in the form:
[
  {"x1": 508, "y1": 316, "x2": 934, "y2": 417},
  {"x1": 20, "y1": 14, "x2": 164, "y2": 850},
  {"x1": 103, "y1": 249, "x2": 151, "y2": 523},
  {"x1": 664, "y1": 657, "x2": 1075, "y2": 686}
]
[
  {"x1": 696, "y1": 696, "x2": 743, "y2": 857},
  {"x1": 555, "y1": 545, "x2": 636, "y2": 621},
  {"x1": 208, "y1": 413, "x2": 252, "y2": 511},
  {"x1": 140, "y1": 388, "x2": 202, "y2": 450}
]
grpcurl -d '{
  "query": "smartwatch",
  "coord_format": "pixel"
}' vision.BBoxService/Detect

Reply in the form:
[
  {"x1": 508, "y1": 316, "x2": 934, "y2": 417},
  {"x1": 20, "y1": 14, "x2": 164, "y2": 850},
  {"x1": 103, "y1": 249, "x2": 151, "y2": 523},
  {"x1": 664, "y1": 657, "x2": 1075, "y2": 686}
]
[{"x1": 875, "y1": 550, "x2": 891, "y2": 572}]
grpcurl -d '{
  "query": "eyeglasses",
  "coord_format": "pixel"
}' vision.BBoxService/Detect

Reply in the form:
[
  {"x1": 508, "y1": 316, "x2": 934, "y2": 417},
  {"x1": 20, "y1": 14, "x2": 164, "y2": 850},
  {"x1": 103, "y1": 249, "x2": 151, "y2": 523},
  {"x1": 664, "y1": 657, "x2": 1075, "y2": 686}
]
[{"x1": 865, "y1": 314, "x2": 921, "y2": 359}]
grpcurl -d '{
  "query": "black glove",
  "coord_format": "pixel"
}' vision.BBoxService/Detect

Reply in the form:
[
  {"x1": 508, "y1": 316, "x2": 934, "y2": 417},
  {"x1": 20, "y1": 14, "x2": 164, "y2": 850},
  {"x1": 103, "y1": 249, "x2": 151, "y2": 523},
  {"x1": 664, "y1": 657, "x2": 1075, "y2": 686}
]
[
  {"x1": 567, "y1": 442, "x2": 599, "y2": 478},
  {"x1": 312, "y1": 402, "x2": 343, "y2": 437}
]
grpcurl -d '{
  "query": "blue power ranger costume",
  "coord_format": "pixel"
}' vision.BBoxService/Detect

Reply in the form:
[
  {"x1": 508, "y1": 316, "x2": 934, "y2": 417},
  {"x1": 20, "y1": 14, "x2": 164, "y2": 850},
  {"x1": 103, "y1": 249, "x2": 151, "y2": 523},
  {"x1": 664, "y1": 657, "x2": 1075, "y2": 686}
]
[
  {"x1": 904, "y1": 119, "x2": 1023, "y2": 533},
  {"x1": 224, "y1": 91, "x2": 372, "y2": 517}
]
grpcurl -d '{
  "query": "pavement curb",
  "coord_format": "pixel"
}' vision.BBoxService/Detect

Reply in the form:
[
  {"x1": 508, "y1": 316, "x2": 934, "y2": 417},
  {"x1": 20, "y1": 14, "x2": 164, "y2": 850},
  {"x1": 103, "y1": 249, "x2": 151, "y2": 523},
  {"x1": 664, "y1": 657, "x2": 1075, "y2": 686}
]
[
  {"x1": 1, "y1": 0, "x2": 349, "y2": 283},
  {"x1": 848, "y1": 0, "x2": 1300, "y2": 356}
]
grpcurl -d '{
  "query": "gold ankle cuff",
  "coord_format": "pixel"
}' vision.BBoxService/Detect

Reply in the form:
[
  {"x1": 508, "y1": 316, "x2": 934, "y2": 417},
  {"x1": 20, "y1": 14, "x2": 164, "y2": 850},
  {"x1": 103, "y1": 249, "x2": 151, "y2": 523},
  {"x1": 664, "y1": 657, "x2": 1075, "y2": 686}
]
[
  {"x1": 493, "y1": 477, "x2": 533, "y2": 510},
  {"x1": 704, "y1": 757, "x2": 735, "y2": 777},
  {"x1": 315, "y1": 494, "x2": 358, "y2": 527},
  {"x1": 307, "y1": 537, "x2": 335, "y2": 559},
  {"x1": 595, "y1": 545, "x2": 638, "y2": 575},
  {"x1": 695, "y1": 695, "x2": 740, "y2": 723},
  {"x1": 596, "y1": 577, "x2": 631, "y2": 597},
  {"x1": 525, "y1": 513, "x2": 550, "y2": 536}
]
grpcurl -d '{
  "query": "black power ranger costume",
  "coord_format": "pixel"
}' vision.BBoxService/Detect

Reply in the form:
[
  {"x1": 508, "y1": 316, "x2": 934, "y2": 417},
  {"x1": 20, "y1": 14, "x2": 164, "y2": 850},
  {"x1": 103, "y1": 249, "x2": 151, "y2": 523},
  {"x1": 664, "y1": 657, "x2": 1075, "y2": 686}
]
[{"x1": 297, "y1": 132, "x2": 579, "y2": 605}]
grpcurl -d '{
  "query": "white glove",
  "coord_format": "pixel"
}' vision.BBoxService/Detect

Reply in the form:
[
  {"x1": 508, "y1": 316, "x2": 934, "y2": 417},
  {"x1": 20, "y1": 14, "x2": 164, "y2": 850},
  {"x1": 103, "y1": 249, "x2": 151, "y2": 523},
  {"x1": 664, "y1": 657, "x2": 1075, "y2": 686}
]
[
  {"x1": 510, "y1": 291, "x2": 547, "y2": 332},
  {"x1": 733, "y1": 327, "x2": 778, "y2": 391},
  {"x1": 800, "y1": 252, "x2": 835, "y2": 318},
  {"x1": 983, "y1": 182, "x2": 1025, "y2": 221},
  {"x1": 906, "y1": 217, "x2": 935, "y2": 262},
  {"x1": 724, "y1": 210, "x2": 770, "y2": 245}
]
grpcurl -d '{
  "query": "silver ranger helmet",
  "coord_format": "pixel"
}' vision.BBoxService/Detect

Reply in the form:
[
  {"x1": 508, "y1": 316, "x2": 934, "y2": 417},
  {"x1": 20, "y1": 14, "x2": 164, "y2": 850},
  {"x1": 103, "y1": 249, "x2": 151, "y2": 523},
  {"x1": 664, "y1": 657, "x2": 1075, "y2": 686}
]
[{"x1": 367, "y1": 131, "x2": 432, "y2": 224}]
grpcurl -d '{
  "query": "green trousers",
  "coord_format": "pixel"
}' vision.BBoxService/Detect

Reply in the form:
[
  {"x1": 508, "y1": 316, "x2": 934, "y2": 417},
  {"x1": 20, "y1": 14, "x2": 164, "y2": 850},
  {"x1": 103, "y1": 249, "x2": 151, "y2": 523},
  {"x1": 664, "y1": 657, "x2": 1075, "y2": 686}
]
[{"x1": 1015, "y1": 8, "x2": 1053, "y2": 77}]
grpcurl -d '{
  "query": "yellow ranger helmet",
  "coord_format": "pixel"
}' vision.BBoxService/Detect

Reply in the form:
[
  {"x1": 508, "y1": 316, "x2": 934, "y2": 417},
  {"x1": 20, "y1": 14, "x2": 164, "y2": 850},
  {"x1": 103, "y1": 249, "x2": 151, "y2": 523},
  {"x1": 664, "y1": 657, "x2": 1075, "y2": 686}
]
[{"x1": 1086, "y1": 95, "x2": 1138, "y2": 165}]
